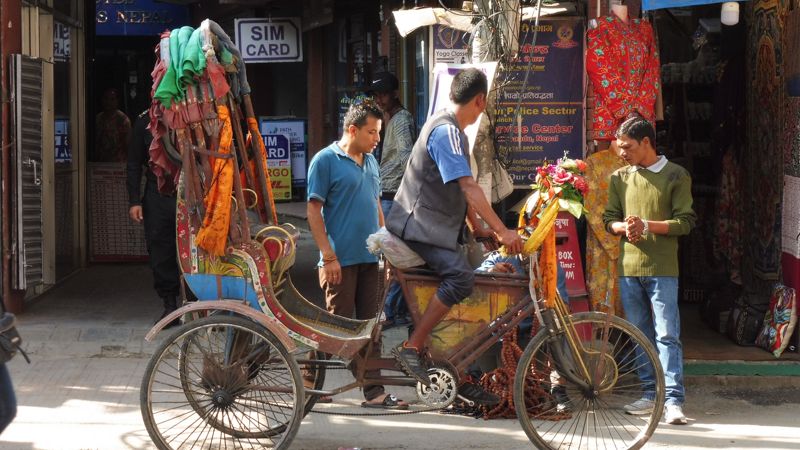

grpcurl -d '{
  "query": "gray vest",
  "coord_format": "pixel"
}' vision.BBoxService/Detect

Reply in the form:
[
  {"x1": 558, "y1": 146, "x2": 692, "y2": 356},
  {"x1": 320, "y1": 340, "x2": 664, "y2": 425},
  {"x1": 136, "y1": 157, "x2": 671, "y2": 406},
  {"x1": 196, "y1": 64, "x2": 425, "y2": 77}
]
[{"x1": 385, "y1": 110, "x2": 468, "y2": 251}]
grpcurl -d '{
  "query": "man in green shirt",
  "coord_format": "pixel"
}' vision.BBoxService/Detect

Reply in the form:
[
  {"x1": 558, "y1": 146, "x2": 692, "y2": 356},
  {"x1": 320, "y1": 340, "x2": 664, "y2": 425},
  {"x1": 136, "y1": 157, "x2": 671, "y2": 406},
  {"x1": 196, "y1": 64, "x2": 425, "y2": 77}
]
[{"x1": 603, "y1": 117, "x2": 696, "y2": 425}]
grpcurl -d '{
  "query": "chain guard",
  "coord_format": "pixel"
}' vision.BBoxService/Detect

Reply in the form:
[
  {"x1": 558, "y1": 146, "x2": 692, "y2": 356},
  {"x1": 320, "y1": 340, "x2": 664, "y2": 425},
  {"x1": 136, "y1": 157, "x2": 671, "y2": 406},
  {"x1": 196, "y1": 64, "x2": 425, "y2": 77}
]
[{"x1": 416, "y1": 360, "x2": 459, "y2": 408}]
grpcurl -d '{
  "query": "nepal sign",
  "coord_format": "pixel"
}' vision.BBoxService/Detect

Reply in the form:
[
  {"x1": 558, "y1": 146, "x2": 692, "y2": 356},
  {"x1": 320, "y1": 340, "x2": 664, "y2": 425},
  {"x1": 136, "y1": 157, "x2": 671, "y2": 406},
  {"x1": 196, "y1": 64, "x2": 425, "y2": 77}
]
[{"x1": 235, "y1": 18, "x2": 303, "y2": 63}]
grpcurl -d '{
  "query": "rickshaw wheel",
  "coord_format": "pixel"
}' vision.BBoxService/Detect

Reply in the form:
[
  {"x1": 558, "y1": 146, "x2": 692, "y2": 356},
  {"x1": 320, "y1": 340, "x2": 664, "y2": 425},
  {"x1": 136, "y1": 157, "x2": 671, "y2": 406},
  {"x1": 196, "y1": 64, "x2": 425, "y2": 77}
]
[
  {"x1": 141, "y1": 315, "x2": 304, "y2": 450},
  {"x1": 513, "y1": 312, "x2": 665, "y2": 450},
  {"x1": 296, "y1": 349, "x2": 328, "y2": 417}
]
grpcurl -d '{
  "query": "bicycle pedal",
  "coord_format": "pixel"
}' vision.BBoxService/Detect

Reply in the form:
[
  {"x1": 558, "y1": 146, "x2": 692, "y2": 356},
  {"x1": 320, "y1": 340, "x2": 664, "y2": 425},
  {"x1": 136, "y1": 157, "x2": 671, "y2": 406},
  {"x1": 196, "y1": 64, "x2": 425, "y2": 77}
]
[{"x1": 456, "y1": 395, "x2": 475, "y2": 407}]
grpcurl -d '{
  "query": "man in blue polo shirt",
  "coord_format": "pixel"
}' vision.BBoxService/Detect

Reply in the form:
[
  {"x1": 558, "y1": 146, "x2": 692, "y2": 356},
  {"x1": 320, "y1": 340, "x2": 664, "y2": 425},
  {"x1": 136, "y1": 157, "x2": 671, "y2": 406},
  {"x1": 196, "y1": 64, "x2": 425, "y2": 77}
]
[{"x1": 306, "y1": 99, "x2": 408, "y2": 410}]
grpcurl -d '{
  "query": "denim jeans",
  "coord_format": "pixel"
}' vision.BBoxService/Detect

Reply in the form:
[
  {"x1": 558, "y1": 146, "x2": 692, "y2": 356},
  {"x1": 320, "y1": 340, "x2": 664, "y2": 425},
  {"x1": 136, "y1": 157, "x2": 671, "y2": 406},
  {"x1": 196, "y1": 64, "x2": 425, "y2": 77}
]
[
  {"x1": 381, "y1": 200, "x2": 408, "y2": 321},
  {"x1": 0, "y1": 363, "x2": 16, "y2": 434},
  {"x1": 619, "y1": 276, "x2": 684, "y2": 406}
]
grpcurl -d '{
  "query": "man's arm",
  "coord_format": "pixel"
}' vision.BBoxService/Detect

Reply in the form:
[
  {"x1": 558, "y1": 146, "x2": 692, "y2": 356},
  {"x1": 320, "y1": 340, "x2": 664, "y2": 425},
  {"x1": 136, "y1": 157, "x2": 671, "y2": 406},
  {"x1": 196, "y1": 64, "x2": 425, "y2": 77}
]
[
  {"x1": 603, "y1": 173, "x2": 626, "y2": 236},
  {"x1": 307, "y1": 199, "x2": 342, "y2": 284},
  {"x1": 458, "y1": 176, "x2": 523, "y2": 253},
  {"x1": 126, "y1": 115, "x2": 148, "y2": 222},
  {"x1": 626, "y1": 173, "x2": 696, "y2": 237}
]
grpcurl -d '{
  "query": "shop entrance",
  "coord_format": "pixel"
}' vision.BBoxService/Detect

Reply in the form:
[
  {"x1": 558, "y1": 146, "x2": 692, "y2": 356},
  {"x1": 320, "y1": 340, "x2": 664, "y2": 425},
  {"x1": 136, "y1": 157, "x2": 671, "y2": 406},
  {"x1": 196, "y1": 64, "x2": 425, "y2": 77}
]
[{"x1": 652, "y1": 6, "x2": 799, "y2": 363}]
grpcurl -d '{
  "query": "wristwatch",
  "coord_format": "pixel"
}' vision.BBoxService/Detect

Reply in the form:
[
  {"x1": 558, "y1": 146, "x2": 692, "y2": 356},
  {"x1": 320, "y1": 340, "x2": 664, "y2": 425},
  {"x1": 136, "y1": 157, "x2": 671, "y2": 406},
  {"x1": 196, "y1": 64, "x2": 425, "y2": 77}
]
[{"x1": 641, "y1": 220, "x2": 649, "y2": 236}]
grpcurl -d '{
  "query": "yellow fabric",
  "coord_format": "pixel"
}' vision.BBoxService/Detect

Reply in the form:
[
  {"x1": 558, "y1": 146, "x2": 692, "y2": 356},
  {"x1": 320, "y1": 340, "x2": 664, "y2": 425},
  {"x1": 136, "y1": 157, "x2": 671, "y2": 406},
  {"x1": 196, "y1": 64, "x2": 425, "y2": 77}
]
[
  {"x1": 584, "y1": 149, "x2": 625, "y2": 315},
  {"x1": 510, "y1": 197, "x2": 560, "y2": 308},
  {"x1": 196, "y1": 105, "x2": 234, "y2": 256},
  {"x1": 246, "y1": 117, "x2": 278, "y2": 225}
]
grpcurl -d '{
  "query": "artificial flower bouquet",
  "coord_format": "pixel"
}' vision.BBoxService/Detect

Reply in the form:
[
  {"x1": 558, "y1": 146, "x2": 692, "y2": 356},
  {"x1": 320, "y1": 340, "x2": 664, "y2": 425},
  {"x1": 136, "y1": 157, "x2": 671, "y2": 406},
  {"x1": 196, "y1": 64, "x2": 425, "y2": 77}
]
[{"x1": 522, "y1": 154, "x2": 588, "y2": 221}]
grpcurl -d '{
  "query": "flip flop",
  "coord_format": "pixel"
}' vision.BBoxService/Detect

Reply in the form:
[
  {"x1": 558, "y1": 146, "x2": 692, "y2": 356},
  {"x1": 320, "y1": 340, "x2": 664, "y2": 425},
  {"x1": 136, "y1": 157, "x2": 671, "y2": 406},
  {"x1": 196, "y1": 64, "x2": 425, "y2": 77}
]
[{"x1": 361, "y1": 394, "x2": 409, "y2": 410}]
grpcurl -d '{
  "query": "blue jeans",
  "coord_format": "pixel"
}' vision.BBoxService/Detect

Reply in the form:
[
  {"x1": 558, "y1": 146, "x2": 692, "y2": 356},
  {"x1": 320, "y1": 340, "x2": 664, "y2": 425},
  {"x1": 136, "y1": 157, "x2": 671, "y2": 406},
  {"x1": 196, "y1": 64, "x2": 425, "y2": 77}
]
[
  {"x1": 619, "y1": 276, "x2": 684, "y2": 406},
  {"x1": 0, "y1": 363, "x2": 16, "y2": 434},
  {"x1": 381, "y1": 200, "x2": 408, "y2": 320}
]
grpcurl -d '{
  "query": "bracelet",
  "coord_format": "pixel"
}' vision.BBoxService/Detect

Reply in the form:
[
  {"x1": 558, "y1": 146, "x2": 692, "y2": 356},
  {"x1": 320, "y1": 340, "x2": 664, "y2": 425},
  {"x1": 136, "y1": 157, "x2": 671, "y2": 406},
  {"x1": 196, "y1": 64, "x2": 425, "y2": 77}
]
[{"x1": 641, "y1": 220, "x2": 649, "y2": 236}]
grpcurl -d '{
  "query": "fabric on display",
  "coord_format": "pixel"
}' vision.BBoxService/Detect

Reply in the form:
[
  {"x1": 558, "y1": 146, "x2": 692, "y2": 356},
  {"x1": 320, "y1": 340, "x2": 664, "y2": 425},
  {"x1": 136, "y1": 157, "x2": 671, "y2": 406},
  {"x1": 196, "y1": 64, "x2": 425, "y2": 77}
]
[{"x1": 586, "y1": 16, "x2": 660, "y2": 141}]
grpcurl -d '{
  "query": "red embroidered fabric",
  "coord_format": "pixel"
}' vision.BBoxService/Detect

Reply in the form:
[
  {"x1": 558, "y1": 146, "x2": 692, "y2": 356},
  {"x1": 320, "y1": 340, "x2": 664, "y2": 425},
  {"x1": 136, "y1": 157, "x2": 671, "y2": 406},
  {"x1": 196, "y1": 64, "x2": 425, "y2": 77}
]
[
  {"x1": 148, "y1": 32, "x2": 181, "y2": 195},
  {"x1": 586, "y1": 16, "x2": 661, "y2": 141}
]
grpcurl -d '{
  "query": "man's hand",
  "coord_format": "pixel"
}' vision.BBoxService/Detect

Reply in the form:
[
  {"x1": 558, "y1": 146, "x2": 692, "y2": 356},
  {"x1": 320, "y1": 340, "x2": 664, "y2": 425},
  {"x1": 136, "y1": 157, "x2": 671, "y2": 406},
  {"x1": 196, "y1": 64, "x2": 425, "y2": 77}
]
[
  {"x1": 496, "y1": 228, "x2": 524, "y2": 254},
  {"x1": 625, "y1": 215, "x2": 644, "y2": 243},
  {"x1": 129, "y1": 205, "x2": 143, "y2": 223},
  {"x1": 488, "y1": 262, "x2": 516, "y2": 274},
  {"x1": 322, "y1": 259, "x2": 342, "y2": 285}
]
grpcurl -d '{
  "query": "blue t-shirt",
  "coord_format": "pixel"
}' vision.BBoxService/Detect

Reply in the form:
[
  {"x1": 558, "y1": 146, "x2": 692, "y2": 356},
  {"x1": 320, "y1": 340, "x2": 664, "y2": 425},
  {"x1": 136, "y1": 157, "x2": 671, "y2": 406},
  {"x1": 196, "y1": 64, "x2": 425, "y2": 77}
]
[
  {"x1": 307, "y1": 142, "x2": 381, "y2": 267},
  {"x1": 427, "y1": 124, "x2": 472, "y2": 183}
]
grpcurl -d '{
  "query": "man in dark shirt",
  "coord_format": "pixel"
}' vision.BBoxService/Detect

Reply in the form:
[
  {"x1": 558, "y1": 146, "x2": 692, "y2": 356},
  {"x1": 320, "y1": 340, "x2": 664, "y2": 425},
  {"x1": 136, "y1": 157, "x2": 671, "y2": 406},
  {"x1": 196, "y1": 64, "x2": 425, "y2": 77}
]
[{"x1": 126, "y1": 111, "x2": 181, "y2": 326}]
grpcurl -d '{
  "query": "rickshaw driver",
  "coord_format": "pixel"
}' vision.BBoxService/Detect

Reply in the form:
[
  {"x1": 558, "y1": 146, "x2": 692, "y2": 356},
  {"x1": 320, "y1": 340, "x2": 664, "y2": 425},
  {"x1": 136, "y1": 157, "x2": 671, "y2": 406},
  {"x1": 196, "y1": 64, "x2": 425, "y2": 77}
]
[{"x1": 386, "y1": 68, "x2": 524, "y2": 405}]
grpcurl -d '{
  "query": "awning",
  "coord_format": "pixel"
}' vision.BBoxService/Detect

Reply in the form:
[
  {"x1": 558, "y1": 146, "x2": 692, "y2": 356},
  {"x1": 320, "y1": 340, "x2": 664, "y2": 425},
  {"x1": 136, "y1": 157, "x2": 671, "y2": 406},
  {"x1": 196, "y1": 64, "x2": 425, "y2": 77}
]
[{"x1": 642, "y1": 0, "x2": 744, "y2": 11}]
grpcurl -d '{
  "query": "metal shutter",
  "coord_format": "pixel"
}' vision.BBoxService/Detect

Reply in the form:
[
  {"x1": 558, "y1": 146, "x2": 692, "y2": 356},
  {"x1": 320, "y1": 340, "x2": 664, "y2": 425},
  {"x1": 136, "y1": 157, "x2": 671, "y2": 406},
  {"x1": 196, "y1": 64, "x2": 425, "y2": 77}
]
[{"x1": 11, "y1": 55, "x2": 44, "y2": 290}]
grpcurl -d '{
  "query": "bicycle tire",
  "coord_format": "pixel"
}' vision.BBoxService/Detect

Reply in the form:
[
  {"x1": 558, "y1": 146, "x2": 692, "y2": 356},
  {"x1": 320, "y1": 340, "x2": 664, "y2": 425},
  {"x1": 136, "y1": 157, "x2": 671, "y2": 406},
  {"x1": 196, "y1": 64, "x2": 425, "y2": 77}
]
[
  {"x1": 514, "y1": 312, "x2": 665, "y2": 450},
  {"x1": 141, "y1": 315, "x2": 304, "y2": 449}
]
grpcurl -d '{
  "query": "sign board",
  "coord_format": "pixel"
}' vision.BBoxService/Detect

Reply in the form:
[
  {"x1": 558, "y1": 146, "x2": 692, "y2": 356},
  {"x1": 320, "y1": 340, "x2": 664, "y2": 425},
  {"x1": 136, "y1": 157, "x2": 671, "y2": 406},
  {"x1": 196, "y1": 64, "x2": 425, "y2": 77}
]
[
  {"x1": 263, "y1": 134, "x2": 292, "y2": 200},
  {"x1": 495, "y1": 18, "x2": 585, "y2": 187},
  {"x1": 432, "y1": 25, "x2": 470, "y2": 64},
  {"x1": 95, "y1": 0, "x2": 190, "y2": 36},
  {"x1": 236, "y1": 18, "x2": 303, "y2": 63},
  {"x1": 54, "y1": 22, "x2": 70, "y2": 63},
  {"x1": 555, "y1": 212, "x2": 587, "y2": 297},
  {"x1": 55, "y1": 119, "x2": 71, "y2": 163},
  {"x1": 260, "y1": 119, "x2": 307, "y2": 188}
]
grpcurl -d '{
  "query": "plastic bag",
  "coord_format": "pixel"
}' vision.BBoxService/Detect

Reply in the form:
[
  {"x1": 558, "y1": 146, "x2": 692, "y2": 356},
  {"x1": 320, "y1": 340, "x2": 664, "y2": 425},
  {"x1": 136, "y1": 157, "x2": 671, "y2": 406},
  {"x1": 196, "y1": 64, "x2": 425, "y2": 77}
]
[{"x1": 366, "y1": 227, "x2": 425, "y2": 269}]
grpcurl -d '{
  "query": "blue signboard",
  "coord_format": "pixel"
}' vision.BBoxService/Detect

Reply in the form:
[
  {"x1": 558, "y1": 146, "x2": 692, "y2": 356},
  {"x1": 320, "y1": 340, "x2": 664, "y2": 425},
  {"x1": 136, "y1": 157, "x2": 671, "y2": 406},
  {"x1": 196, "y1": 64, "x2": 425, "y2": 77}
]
[
  {"x1": 260, "y1": 119, "x2": 307, "y2": 188},
  {"x1": 643, "y1": 0, "x2": 739, "y2": 10},
  {"x1": 95, "y1": 0, "x2": 190, "y2": 37},
  {"x1": 55, "y1": 119, "x2": 71, "y2": 163},
  {"x1": 495, "y1": 17, "x2": 584, "y2": 187}
]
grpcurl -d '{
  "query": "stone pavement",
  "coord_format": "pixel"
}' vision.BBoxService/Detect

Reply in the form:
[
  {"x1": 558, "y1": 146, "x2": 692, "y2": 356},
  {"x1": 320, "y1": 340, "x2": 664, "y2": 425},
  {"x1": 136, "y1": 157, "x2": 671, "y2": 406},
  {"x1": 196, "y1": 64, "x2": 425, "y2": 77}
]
[{"x1": 2, "y1": 212, "x2": 800, "y2": 449}]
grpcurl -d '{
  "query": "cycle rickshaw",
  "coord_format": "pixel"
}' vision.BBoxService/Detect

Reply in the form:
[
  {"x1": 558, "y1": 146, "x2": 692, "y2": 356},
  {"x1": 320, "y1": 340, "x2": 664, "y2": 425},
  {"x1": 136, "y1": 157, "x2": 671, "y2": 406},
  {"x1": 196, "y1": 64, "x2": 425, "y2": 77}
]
[{"x1": 139, "y1": 20, "x2": 665, "y2": 450}]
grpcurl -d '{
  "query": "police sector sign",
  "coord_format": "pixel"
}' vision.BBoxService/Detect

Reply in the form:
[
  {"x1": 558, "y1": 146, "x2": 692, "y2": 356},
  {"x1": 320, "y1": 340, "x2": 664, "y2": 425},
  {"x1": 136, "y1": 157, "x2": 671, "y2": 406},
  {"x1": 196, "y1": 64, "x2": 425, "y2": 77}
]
[{"x1": 235, "y1": 18, "x2": 303, "y2": 63}]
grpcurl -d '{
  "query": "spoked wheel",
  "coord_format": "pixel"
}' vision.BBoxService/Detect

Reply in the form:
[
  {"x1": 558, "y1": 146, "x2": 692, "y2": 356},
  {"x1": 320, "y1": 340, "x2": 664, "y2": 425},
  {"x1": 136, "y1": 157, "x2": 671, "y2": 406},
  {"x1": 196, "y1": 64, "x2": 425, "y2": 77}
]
[
  {"x1": 296, "y1": 349, "x2": 328, "y2": 417},
  {"x1": 141, "y1": 315, "x2": 304, "y2": 449},
  {"x1": 514, "y1": 312, "x2": 665, "y2": 450}
]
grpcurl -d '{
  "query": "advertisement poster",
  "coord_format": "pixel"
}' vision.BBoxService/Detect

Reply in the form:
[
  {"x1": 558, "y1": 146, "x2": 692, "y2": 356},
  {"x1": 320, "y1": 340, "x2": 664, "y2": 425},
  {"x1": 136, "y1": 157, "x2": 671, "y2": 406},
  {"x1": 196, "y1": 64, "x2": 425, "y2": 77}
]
[
  {"x1": 495, "y1": 17, "x2": 585, "y2": 186},
  {"x1": 263, "y1": 134, "x2": 292, "y2": 200},
  {"x1": 260, "y1": 119, "x2": 307, "y2": 188},
  {"x1": 432, "y1": 24, "x2": 470, "y2": 64},
  {"x1": 235, "y1": 18, "x2": 303, "y2": 63}
]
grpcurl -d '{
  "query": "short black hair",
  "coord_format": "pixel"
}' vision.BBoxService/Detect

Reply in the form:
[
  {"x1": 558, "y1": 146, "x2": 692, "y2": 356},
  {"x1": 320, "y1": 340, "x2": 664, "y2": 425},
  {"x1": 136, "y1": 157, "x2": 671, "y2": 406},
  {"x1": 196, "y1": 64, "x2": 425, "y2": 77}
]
[
  {"x1": 615, "y1": 116, "x2": 655, "y2": 145},
  {"x1": 449, "y1": 68, "x2": 488, "y2": 105},
  {"x1": 343, "y1": 99, "x2": 383, "y2": 130}
]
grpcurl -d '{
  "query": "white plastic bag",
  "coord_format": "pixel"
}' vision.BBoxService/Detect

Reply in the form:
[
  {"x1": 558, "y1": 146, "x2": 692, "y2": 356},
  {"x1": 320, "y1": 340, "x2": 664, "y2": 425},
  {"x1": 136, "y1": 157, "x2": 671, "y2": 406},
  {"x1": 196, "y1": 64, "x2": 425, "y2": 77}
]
[{"x1": 366, "y1": 227, "x2": 425, "y2": 269}]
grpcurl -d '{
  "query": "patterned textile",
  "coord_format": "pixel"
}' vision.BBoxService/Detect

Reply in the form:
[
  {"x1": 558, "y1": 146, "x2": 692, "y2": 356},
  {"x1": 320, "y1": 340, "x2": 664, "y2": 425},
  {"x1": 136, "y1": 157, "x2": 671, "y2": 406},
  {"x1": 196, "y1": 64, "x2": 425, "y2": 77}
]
[
  {"x1": 94, "y1": 110, "x2": 131, "y2": 162},
  {"x1": 755, "y1": 284, "x2": 797, "y2": 358},
  {"x1": 584, "y1": 149, "x2": 625, "y2": 315},
  {"x1": 745, "y1": 0, "x2": 788, "y2": 282},
  {"x1": 586, "y1": 16, "x2": 660, "y2": 141},
  {"x1": 713, "y1": 150, "x2": 744, "y2": 284}
]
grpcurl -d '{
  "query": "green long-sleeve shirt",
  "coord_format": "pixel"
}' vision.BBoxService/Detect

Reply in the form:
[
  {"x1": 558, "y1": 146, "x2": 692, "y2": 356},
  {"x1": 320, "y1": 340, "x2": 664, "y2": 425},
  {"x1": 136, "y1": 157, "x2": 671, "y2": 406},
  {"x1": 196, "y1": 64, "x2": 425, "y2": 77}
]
[{"x1": 602, "y1": 160, "x2": 696, "y2": 277}]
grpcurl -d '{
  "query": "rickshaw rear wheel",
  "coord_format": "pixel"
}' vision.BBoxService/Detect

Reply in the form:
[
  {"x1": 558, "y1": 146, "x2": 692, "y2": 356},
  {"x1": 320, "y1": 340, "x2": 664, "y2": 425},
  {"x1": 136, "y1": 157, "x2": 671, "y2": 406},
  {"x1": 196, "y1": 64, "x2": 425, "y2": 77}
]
[
  {"x1": 513, "y1": 312, "x2": 665, "y2": 450},
  {"x1": 141, "y1": 315, "x2": 304, "y2": 450}
]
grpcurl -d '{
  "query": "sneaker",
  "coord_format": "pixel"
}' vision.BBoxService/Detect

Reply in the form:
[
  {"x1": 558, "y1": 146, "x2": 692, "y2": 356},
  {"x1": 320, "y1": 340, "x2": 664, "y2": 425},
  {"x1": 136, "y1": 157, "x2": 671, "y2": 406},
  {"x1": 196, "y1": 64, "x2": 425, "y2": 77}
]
[
  {"x1": 623, "y1": 398, "x2": 655, "y2": 415},
  {"x1": 458, "y1": 382, "x2": 500, "y2": 406},
  {"x1": 664, "y1": 404, "x2": 688, "y2": 425},
  {"x1": 391, "y1": 342, "x2": 431, "y2": 386}
]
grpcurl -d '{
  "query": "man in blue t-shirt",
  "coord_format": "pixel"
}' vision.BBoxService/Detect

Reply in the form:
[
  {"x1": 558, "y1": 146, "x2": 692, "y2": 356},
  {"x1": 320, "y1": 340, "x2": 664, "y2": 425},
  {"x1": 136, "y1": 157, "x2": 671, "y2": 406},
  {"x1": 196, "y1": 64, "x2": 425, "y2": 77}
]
[{"x1": 306, "y1": 99, "x2": 408, "y2": 410}]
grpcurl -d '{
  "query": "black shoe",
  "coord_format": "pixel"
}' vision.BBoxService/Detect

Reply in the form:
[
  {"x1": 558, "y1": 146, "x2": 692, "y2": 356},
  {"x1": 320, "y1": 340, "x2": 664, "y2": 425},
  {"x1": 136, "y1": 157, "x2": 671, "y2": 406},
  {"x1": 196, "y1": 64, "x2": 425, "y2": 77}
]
[
  {"x1": 458, "y1": 382, "x2": 500, "y2": 406},
  {"x1": 392, "y1": 343, "x2": 431, "y2": 387},
  {"x1": 551, "y1": 385, "x2": 571, "y2": 413}
]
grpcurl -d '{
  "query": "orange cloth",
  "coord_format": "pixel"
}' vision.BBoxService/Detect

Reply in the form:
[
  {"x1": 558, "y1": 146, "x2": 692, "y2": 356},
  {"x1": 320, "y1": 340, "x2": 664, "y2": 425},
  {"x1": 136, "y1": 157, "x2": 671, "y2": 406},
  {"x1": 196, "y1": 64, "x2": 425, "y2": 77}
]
[
  {"x1": 517, "y1": 198, "x2": 560, "y2": 308},
  {"x1": 246, "y1": 117, "x2": 278, "y2": 225},
  {"x1": 196, "y1": 105, "x2": 234, "y2": 256}
]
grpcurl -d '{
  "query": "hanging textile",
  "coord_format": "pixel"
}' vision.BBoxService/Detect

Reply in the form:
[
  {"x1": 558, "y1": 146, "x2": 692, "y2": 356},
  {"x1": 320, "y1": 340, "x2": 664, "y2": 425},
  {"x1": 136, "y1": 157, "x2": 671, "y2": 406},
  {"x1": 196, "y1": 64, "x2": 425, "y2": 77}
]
[
  {"x1": 586, "y1": 16, "x2": 660, "y2": 141},
  {"x1": 195, "y1": 105, "x2": 234, "y2": 256}
]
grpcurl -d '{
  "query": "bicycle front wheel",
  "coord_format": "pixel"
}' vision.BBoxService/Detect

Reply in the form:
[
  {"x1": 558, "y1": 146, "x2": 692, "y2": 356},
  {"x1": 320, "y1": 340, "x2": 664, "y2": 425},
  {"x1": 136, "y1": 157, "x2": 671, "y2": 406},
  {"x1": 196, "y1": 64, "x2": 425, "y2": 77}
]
[{"x1": 514, "y1": 312, "x2": 665, "y2": 450}]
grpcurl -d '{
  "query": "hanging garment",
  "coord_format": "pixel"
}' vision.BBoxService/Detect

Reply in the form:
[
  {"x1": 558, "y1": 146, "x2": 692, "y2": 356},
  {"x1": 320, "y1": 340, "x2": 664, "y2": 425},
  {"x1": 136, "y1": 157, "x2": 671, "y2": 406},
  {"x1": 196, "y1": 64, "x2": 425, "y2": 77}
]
[
  {"x1": 584, "y1": 149, "x2": 625, "y2": 315},
  {"x1": 586, "y1": 16, "x2": 661, "y2": 141}
]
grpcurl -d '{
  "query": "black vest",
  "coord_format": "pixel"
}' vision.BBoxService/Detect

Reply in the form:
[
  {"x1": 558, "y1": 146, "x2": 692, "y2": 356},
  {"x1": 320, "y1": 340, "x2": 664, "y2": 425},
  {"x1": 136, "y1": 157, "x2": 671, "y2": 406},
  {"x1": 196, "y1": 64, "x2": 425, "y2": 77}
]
[{"x1": 385, "y1": 110, "x2": 468, "y2": 251}]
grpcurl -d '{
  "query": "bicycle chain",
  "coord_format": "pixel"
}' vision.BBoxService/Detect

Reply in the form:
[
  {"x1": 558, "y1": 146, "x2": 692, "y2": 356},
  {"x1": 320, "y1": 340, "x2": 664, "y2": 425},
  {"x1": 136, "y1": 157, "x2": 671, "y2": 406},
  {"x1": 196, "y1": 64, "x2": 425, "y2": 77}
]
[{"x1": 309, "y1": 405, "x2": 445, "y2": 417}]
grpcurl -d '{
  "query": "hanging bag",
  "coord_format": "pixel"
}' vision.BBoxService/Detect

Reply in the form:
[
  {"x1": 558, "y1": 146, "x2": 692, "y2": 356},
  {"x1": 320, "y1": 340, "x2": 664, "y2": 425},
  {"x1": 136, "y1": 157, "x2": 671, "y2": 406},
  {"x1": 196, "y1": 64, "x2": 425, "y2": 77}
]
[
  {"x1": 0, "y1": 312, "x2": 30, "y2": 364},
  {"x1": 490, "y1": 158, "x2": 514, "y2": 204}
]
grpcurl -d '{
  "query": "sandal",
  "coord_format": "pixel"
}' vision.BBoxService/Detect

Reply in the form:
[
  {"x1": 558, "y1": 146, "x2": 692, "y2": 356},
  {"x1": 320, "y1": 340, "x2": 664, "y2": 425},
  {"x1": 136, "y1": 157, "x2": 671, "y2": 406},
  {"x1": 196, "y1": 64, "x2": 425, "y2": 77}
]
[{"x1": 361, "y1": 394, "x2": 409, "y2": 410}]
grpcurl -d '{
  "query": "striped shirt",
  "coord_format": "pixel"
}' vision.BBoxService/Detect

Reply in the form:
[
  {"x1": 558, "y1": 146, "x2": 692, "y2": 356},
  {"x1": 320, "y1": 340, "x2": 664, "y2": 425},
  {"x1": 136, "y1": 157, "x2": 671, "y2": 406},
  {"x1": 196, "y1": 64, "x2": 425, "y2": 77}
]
[
  {"x1": 426, "y1": 123, "x2": 472, "y2": 183},
  {"x1": 379, "y1": 108, "x2": 415, "y2": 194}
]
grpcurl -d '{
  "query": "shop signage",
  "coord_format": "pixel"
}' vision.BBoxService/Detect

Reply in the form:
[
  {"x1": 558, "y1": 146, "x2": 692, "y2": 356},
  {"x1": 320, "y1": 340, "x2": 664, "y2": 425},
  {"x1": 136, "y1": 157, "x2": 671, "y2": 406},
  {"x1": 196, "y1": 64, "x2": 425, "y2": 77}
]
[
  {"x1": 263, "y1": 134, "x2": 292, "y2": 200},
  {"x1": 235, "y1": 18, "x2": 303, "y2": 63},
  {"x1": 554, "y1": 212, "x2": 587, "y2": 297},
  {"x1": 432, "y1": 25, "x2": 470, "y2": 64},
  {"x1": 54, "y1": 22, "x2": 70, "y2": 63},
  {"x1": 495, "y1": 17, "x2": 585, "y2": 187},
  {"x1": 55, "y1": 119, "x2": 71, "y2": 163},
  {"x1": 260, "y1": 119, "x2": 307, "y2": 188},
  {"x1": 95, "y1": 0, "x2": 190, "y2": 36}
]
